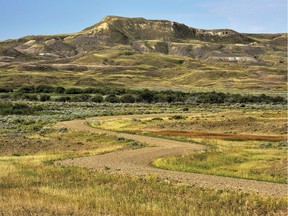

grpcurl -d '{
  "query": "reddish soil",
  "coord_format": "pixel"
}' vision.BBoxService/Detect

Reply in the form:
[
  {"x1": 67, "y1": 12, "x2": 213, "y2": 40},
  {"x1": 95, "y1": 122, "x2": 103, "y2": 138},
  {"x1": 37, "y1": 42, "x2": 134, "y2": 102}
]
[{"x1": 146, "y1": 130, "x2": 287, "y2": 141}]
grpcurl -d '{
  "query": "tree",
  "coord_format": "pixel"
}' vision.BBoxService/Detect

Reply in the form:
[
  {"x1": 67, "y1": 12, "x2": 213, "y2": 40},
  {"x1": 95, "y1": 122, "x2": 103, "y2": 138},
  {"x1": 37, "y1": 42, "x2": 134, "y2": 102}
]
[
  {"x1": 139, "y1": 89, "x2": 154, "y2": 103},
  {"x1": 91, "y1": 95, "x2": 103, "y2": 103},
  {"x1": 120, "y1": 94, "x2": 136, "y2": 103},
  {"x1": 105, "y1": 95, "x2": 120, "y2": 103}
]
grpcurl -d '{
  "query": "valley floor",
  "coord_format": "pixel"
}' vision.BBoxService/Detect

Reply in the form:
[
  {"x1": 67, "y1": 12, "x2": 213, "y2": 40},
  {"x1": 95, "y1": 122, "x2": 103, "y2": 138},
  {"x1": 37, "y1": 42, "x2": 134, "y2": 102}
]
[{"x1": 55, "y1": 115, "x2": 287, "y2": 197}]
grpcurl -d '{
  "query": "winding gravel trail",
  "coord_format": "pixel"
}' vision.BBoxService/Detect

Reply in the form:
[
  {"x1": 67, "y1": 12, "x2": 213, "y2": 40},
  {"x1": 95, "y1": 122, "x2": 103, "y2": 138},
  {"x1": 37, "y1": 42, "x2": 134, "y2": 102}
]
[{"x1": 54, "y1": 114, "x2": 287, "y2": 197}]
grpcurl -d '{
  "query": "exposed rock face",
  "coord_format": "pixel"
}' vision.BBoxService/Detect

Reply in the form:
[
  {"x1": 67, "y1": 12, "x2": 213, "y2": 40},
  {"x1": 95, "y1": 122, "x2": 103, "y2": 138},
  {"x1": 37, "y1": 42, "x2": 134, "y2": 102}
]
[
  {"x1": 207, "y1": 56, "x2": 258, "y2": 63},
  {"x1": 80, "y1": 16, "x2": 253, "y2": 44},
  {"x1": 13, "y1": 39, "x2": 77, "y2": 57}
]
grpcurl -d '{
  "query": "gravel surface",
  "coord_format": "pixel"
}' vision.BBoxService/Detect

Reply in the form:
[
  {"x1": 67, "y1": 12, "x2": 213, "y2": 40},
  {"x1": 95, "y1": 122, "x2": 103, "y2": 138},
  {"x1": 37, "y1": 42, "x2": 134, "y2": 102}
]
[{"x1": 54, "y1": 114, "x2": 287, "y2": 197}]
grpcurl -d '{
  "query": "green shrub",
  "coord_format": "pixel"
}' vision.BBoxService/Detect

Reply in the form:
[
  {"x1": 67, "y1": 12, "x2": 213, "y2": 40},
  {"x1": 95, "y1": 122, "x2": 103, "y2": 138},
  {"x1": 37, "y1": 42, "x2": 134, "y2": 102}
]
[
  {"x1": 65, "y1": 88, "x2": 83, "y2": 94},
  {"x1": 105, "y1": 95, "x2": 120, "y2": 103},
  {"x1": 40, "y1": 95, "x2": 51, "y2": 102},
  {"x1": 35, "y1": 85, "x2": 55, "y2": 93},
  {"x1": 91, "y1": 95, "x2": 103, "y2": 103},
  {"x1": 54, "y1": 96, "x2": 71, "y2": 102},
  {"x1": 0, "y1": 102, "x2": 42, "y2": 115},
  {"x1": 139, "y1": 89, "x2": 155, "y2": 103},
  {"x1": 55, "y1": 87, "x2": 66, "y2": 94},
  {"x1": 19, "y1": 86, "x2": 35, "y2": 93},
  {"x1": 0, "y1": 87, "x2": 13, "y2": 93},
  {"x1": 71, "y1": 95, "x2": 91, "y2": 102},
  {"x1": 120, "y1": 94, "x2": 136, "y2": 103}
]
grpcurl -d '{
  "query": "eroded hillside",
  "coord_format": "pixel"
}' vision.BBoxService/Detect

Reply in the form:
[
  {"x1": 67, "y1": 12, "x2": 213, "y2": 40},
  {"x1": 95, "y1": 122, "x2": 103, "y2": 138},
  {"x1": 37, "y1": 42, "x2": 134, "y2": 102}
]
[{"x1": 0, "y1": 16, "x2": 286, "y2": 94}]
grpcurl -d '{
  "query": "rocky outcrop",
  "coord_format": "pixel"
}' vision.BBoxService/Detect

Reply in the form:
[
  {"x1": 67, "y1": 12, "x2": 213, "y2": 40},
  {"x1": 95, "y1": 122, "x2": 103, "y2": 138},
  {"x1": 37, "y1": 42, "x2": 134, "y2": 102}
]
[{"x1": 79, "y1": 16, "x2": 253, "y2": 44}]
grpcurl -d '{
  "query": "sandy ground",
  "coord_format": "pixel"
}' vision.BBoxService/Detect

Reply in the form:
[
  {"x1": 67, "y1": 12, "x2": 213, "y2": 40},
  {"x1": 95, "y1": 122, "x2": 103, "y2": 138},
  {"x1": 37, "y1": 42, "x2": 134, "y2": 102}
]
[{"x1": 54, "y1": 114, "x2": 287, "y2": 197}]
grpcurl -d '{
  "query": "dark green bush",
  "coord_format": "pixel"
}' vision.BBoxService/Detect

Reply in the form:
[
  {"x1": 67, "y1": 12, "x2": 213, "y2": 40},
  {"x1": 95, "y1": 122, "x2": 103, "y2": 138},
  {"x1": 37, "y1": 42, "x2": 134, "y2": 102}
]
[
  {"x1": 54, "y1": 96, "x2": 71, "y2": 102},
  {"x1": 65, "y1": 88, "x2": 83, "y2": 94},
  {"x1": 120, "y1": 94, "x2": 136, "y2": 103},
  {"x1": 105, "y1": 95, "x2": 120, "y2": 103},
  {"x1": 139, "y1": 89, "x2": 155, "y2": 103},
  {"x1": 71, "y1": 95, "x2": 91, "y2": 102},
  {"x1": 35, "y1": 85, "x2": 55, "y2": 93},
  {"x1": 0, "y1": 88, "x2": 13, "y2": 93},
  {"x1": 0, "y1": 102, "x2": 42, "y2": 115},
  {"x1": 19, "y1": 86, "x2": 35, "y2": 93},
  {"x1": 55, "y1": 87, "x2": 66, "y2": 94},
  {"x1": 40, "y1": 95, "x2": 51, "y2": 102},
  {"x1": 91, "y1": 95, "x2": 104, "y2": 103}
]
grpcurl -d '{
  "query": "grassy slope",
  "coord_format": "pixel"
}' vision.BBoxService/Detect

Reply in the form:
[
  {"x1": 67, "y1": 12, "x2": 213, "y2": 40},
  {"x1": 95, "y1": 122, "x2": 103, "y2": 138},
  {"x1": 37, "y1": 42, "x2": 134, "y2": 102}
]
[{"x1": 0, "y1": 35, "x2": 286, "y2": 94}]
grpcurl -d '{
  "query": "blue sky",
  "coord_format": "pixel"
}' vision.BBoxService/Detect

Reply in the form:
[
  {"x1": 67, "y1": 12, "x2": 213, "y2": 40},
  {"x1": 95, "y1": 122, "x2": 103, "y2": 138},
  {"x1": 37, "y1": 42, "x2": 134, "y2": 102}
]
[{"x1": 0, "y1": 0, "x2": 287, "y2": 40}]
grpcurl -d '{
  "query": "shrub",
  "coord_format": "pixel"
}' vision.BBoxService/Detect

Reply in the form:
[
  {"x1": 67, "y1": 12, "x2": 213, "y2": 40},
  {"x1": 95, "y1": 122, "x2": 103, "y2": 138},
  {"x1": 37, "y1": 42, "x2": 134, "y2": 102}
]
[
  {"x1": 139, "y1": 89, "x2": 155, "y2": 103},
  {"x1": 40, "y1": 95, "x2": 51, "y2": 102},
  {"x1": 0, "y1": 94, "x2": 11, "y2": 100},
  {"x1": 120, "y1": 94, "x2": 136, "y2": 103},
  {"x1": 169, "y1": 115, "x2": 186, "y2": 120},
  {"x1": 0, "y1": 88, "x2": 13, "y2": 93},
  {"x1": 91, "y1": 95, "x2": 103, "y2": 103},
  {"x1": 0, "y1": 102, "x2": 42, "y2": 115},
  {"x1": 19, "y1": 86, "x2": 35, "y2": 93},
  {"x1": 65, "y1": 88, "x2": 83, "y2": 94},
  {"x1": 22, "y1": 95, "x2": 38, "y2": 101},
  {"x1": 152, "y1": 117, "x2": 163, "y2": 121},
  {"x1": 71, "y1": 95, "x2": 91, "y2": 102},
  {"x1": 55, "y1": 87, "x2": 66, "y2": 94},
  {"x1": 82, "y1": 88, "x2": 98, "y2": 94},
  {"x1": 105, "y1": 95, "x2": 120, "y2": 103},
  {"x1": 54, "y1": 96, "x2": 71, "y2": 102},
  {"x1": 35, "y1": 85, "x2": 55, "y2": 93}
]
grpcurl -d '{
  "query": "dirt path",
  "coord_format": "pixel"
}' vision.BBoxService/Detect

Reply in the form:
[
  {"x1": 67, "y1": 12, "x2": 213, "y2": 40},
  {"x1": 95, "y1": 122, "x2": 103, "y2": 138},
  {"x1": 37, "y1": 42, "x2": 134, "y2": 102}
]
[{"x1": 54, "y1": 114, "x2": 287, "y2": 197}]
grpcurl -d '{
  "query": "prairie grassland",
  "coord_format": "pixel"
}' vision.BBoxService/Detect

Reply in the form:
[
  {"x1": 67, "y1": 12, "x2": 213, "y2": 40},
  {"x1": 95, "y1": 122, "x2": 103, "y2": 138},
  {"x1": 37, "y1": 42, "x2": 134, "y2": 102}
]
[
  {"x1": 90, "y1": 107, "x2": 287, "y2": 183},
  {"x1": 1, "y1": 158, "x2": 287, "y2": 215},
  {"x1": 0, "y1": 133, "x2": 287, "y2": 215},
  {"x1": 0, "y1": 103, "x2": 287, "y2": 215}
]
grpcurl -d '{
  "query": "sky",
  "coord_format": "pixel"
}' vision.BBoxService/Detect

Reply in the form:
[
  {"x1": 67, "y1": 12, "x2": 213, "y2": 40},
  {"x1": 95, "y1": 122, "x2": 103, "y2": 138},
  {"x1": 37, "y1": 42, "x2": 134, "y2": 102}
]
[{"x1": 0, "y1": 0, "x2": 287, "y2": 40}]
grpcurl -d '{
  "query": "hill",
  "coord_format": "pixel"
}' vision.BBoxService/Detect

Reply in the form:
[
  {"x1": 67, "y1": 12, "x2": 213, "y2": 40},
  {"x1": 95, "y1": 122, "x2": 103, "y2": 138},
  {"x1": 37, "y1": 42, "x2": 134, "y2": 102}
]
[{"x1": 0, "y1": 16, "x2": 286, "y2": 94}]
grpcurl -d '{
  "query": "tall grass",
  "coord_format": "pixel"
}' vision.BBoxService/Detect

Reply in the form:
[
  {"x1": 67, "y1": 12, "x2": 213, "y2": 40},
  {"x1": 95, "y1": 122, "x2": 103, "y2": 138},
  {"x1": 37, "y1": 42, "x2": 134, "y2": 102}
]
[{"x1": 0, "y1": 158, "x2": 286, "y2": 215}]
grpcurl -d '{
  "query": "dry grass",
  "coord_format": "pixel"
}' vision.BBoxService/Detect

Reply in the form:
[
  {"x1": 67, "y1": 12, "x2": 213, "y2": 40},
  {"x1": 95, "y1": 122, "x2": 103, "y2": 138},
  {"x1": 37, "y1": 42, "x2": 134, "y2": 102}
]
[
  {"x1": 1, "y1": 155, "x2": 287, "y2": 215},
  {"x1": 0, "y1": 106, "x2": 287, "y2": 214}
]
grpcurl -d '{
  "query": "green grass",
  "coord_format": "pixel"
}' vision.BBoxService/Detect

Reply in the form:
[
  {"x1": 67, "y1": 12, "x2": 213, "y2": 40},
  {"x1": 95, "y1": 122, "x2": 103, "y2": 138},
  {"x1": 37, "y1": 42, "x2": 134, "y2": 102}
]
[{"x1": 153, "y1": 140, "x2": 287, "y2": 183}]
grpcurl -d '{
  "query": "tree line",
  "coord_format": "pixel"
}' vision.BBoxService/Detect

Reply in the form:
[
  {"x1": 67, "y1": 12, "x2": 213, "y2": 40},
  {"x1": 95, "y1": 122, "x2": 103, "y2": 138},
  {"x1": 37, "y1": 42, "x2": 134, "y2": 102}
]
[{"x1": 0, "y1": 85, "x2": 285, "y2": 104}]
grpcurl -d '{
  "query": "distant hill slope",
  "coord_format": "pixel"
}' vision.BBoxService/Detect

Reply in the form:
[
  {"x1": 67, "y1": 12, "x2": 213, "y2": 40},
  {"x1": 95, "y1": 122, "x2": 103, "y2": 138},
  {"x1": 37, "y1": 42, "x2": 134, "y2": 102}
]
[{"x1": 0, "y1": 16, "x2": 286, "y2": 94}]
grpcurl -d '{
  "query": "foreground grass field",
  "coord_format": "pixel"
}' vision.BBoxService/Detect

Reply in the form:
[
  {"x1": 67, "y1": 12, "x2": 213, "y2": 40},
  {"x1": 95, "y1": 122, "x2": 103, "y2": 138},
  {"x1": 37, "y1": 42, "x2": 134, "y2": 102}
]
[
  {"x1": 0, "y1": 130, "x2": 287, "y2": 215},
  {"x1": 0, "y1": 102, "x2": 287, "y2": 215}
]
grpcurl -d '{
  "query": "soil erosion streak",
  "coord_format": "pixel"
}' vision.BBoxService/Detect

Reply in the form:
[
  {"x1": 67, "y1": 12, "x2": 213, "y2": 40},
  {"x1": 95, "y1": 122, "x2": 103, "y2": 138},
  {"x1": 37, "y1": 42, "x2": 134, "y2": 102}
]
[{"x1": 54, "y1": 114, "x2": 287, "y2": 197}]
